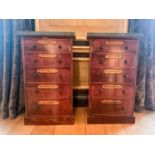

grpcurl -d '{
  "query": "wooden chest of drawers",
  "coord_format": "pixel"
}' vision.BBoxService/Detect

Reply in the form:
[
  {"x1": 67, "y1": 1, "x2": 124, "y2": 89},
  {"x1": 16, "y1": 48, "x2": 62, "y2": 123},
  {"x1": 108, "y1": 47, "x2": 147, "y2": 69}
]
[
  {"x1": 19, "y1": 32, "x2": 75, "y2": 125},
  {"x1": 87, "y1": 33, "x2": 140, "y2": 124}
]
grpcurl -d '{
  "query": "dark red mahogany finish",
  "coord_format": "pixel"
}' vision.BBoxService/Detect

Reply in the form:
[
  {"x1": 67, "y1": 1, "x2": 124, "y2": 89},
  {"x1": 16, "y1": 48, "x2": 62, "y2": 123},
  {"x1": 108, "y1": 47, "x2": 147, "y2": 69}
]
[
  {"x1": 18, "y1": 31, "x2": 75, "y2": 125},
  {"x1": 87, "y1": 33, "x2": 140, "y2": 124}
]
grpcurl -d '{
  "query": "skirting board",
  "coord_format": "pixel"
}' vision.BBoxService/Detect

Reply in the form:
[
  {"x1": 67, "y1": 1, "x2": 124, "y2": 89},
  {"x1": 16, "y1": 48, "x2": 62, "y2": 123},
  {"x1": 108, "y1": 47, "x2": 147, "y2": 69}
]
[
  {"x1": 87, "y1": 115, "x2": 135, "y2": 124},
  {"x1": 25, "y1": 115, "x2": 74, "y2": 125}
]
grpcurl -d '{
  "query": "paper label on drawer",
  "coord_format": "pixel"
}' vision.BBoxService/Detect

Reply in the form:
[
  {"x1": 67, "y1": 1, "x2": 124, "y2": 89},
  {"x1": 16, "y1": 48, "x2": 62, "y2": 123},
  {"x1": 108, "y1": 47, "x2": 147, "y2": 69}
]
[
  {"x1": 102, "y1": 85, "x2": 122, "y2": 89},
  {"x1": 104, "y1": 69, "x2": 122, "y2": 74},
  {"x1": 105, "y1": 55, "x2": 122, "y2": 59},
  {"x1": 38, "y1": 100, "x2": 59, "y2": 105},
  {"x1": 38, "y1": 54, "x2": 56, "y2": 58},
  {"x1": 37, "y1": 69, "x2": 58, "y2": 73},
  {"x1": 102, "y1": 100, "x2": 122, "y2": 104},
  {"x1": 38, "y1": 85, "x2": 58, "y2": 89},
  {"x1": 105, "y1": 41, "x2": 124, "y2": 46}
]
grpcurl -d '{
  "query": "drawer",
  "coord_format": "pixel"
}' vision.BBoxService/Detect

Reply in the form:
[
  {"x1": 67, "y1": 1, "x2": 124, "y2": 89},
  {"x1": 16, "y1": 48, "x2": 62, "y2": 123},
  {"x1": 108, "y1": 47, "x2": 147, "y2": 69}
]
[
  {"x1": 89, "y1": 99, "x2": 133, "y2": 116},
  {"x1": 27, "y1": 99, "x2": 72, "y2": 116},
  {"x1": 91, "y1": 53, "x2": 137, "y2": 69},
  {"x1": 25, "y1": 68, "x2": 71, "y2": 83},
  {"x1": 91, "y1": 69, "x2": 136, "y2": 83},
  {"x1": 26, "y1": 84, "x2": 71, "y2": 99},
  {"x1": 90, "y1": 84, "x2": 134, "y2": 99},
  {"x1": 92, "y1": 39, "x2": 138, "y2": 53},
  {"x1": 24, "y1": 38, "x2": 71, "y2": 53},
  {"x1": 24, "y1": 53, "x2": 71, "y2": 68}
]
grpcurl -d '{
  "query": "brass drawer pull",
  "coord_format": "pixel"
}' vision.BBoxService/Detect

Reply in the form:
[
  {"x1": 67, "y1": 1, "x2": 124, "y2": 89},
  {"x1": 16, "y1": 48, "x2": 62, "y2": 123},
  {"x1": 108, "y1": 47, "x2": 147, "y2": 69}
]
[
  {"x1": 37, "y1": 69, "x2": 58, "y2": 73},
  {"x1": 38, "y1": 100, "x2": 59, "y2": 105},
  {"x1": 102, "y1": 100, "x2": 122, "y2": 104},
  {"x1": 122, "y1": 90, "x2": 126, "y2": 95},
  {"x1": 33, "y1": 59, "x2": 38, "y2": 63},
  {"x1": 98, "y1": 57, "x2": 105, "y2": 64},
  {"x1": 58, "y1": 45, "x2": 62, "y2": 49},
  {"x1": 124, "y1": 46, "x2": 128, "y2": 50},
  {"x1": 124, "y1": 60, "x2": 128, "y2": 64},
  {"x1": 123, "y1": 74, "x2": 128, "y2": 78},
  {"x1": 38, "y1": 85, "x2": 58, "y2": 89},
  {"x1": 99, "y1": 46, "x2": 105, "y2": 50},
  {"x1": 104, "y1": 69, "x2": 122, "y2": 74},
  {"x1": 105, "y1": 41, "x2": 124, "y2": 46},
  {"x1": 38, "y1": 54, "x2": 56, "y2": 58},
  {"x1": 102, "y1": 85, "x2": 122, "y2": 89},
  {"x1": 32, "y1": 44, "x2": 37, "y2": 49}
]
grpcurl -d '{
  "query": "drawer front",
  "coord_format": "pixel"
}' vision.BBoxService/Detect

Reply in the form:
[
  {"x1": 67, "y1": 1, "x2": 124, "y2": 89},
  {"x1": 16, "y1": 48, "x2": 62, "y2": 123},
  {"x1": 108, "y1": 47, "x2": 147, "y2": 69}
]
[
  {"x1": 27, "y1": 99, "x2": 72, "y2": 115},
  {"x1": 91, "y1": 53, "x2": 137, "y2": 69},
  {"x1": 26, "y1": 84, "x2": 71, "y2": 99},
  {"x1": 24, "y1": 38, "x2": 71, "y2": 53},
  {"x1": 90, "y1": 84, "x2": 134, "y2": 99},
  {"x1": 25, "y1": 53, "x2": 71, "y2": 68},
  {"x1": 91, "y1": 69, "x2": 136, "y2": 83},
  {"x1": 92, "y1": 39, "x2": 138, "y2": 53},
  {"x1": 90, "y1": 99, "x2": 133, "y2": 116},
  {"x1": 25, "y1": 68, "x2": 71, "y2": 83}
]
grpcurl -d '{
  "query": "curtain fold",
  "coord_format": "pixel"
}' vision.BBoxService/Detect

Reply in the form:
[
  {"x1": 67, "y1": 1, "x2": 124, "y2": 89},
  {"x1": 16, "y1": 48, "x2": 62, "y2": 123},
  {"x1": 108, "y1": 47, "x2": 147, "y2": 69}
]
[
  {"x1": 0, "y1": 19, "x2": 34, "y2": 119},
  {"x1": 128, "y1": 19, "x2": 155, "y2": 112}
]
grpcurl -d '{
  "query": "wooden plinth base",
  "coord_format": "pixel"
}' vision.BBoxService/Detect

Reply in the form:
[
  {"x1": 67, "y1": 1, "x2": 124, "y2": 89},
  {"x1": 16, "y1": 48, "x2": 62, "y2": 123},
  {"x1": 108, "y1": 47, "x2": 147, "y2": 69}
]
[
  {"x1": 24, "y1": 115, "x2": 74, "y2": 125},
  {"x1": 87, "y1": 115, "x2": 135, "y2": 124}
]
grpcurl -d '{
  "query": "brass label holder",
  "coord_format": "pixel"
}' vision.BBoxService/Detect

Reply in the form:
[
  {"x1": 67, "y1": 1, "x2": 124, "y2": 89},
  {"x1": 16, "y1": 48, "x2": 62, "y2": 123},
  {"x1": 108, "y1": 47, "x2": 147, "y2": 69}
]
[
  {"x1": 38, "y1": 100, "x2": 59, "y2": 105},
  {"x1": 38, "y1": 85, "x2": 58, "y2": 89},
  {"x1": 105, "y1": 55, "x2": 122, "y2": 59},
  {"x1": 38, "y1": 54, "x2": 56, "y2": 58},
  {"x1": 105, "y1": 41, "x2": 124, "y2": 46},
  {"x1": 37, "y1": 69, "x2": 58, "y2": 73},
  {"x1": 102, "y1": 100, "x2": 122, "y2": 104},
  {"x1": 38, "y1": 40, "x2": 57, "y2": 45},
  {"x1": 104, "y1": 69, "x2": 122, "y2": 74},
  {"x1": 102, "y1": 85, "x2": 122, "y2": 89}
]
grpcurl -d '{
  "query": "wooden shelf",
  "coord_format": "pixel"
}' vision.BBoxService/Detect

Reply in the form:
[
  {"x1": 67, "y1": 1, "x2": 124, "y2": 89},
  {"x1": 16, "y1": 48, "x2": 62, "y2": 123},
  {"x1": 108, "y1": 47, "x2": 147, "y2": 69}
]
[
  {"x1": 73, "y1": 46, "x2": 90, "y2": 53},
  {"x1": 73, "y1": 86, "x2": 89, "y2": 90},
  {"x1": 73, "y1": 58, "x2": 89, "y2": 61}
]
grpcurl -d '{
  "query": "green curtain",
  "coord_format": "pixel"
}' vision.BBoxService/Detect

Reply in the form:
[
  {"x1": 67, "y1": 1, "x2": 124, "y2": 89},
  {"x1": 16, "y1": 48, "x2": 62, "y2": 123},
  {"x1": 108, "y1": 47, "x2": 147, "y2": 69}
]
[
  {"x1": 0, "y1": 19, "x2": 34, "y2": 119},
  {"x1": 128, "y1": 19, "x2": 155, "y2": 112}
]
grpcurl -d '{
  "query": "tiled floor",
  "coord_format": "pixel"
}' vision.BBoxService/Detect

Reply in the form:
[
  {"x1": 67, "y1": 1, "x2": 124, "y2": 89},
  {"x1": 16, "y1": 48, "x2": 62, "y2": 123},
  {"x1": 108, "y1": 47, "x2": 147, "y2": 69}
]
[{"x1": 0, "y1": 107, "x2": 155, "y2": 135}]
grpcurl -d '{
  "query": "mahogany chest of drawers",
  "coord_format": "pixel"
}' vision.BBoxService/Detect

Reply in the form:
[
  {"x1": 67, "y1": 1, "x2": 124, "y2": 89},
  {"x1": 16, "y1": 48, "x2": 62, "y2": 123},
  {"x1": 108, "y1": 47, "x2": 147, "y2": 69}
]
[
  {"x1": 87, "y1": 33, "x2": 140, "y2": 124},
  {"x1": 19, "y1": 32, "x2": 75, "y2": 125}
]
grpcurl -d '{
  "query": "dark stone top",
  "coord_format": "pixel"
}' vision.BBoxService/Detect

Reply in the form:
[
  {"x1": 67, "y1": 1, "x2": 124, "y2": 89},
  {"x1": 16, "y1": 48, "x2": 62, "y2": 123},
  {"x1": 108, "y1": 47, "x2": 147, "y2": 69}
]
[
  {"x1": 87, "y1": 33, "x2": 143, "y2": 39},
  {"x1": 17, "y1": 31, "x2": 75, "y2": 39}
]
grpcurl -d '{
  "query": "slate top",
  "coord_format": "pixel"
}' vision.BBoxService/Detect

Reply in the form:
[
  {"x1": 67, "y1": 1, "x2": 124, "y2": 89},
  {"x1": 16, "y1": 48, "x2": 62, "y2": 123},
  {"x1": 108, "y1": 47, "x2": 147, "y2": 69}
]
[
  {"x1": 87, "y1": 33, "x2": 143, "y2": 39},
  {"x1": 17, "y1": 31, "x2": 75, "y2": 38}
]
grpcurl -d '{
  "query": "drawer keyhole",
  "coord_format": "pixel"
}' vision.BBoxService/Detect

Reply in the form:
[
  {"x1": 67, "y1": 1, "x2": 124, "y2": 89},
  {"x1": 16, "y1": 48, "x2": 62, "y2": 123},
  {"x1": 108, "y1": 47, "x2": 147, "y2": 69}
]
[
  {"x1": 34, "y1": 74, "x2": 38, "y2": 79},
  {"x1": 35, "y1": 89, "x2": 39, "y2": 94},
  {"x1": 123, "y1": 74, "x2": 127, "y2": 79},
  {"x1": 32, "y1": 44, "x2": 37, "y2": 49},
  {"x1": 58, "y1": 45, "x2": 62, "y2": 49},
  {"x1": 124, "y1": 46, "x2": 128, "y2": 50},
  {"x1": 58, "y1": 60, "x2": 62, "y2": 64},
  {"x1": 98, "y1": 57, "x2": 105, "y2": 64},
  {"x1": 59, "y1": 75, "x2": 62, "y2": 80},
  {"x1": 98, "y1": 89, "x2": 102, "y2": 94},
  {"x1": 122, "y1": 90, "x2": 126, "y2": 95},
  {"x1": 100, "y1": 46, "x2": 103, "y2": 50},
  {"x1": 121, "y1": 106, "x2": 124, "y2": 111},
  {"x1": 34, "y1": 59, "x2": 38, "y2": 64},
  {"x1": 124, "y1": 60, "x2": 128, "y2": 64},
  {"x1": 59, "y1": 89, "x2": 63, "y2": 95},
  {"x1": 99, "y1": 73, "x2": 104, "y2": 80},
  {"x1": 99, "y1": 46, "x2": 105, "y2": 50}
]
